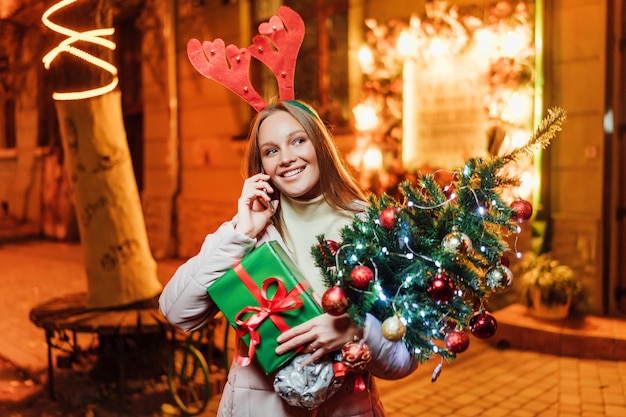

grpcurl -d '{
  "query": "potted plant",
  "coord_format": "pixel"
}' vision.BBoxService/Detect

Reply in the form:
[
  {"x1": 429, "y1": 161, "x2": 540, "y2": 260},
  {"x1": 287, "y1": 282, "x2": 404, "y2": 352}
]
[{"x1": 514, "y1": 252, "x2": 584, "y2": 320}]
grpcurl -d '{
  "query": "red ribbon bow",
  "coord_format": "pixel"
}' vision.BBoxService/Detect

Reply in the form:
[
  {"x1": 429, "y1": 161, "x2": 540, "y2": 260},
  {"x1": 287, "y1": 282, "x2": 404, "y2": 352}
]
[{"x1": 232, "y1": 263, "x2": 307, "y2": 367}]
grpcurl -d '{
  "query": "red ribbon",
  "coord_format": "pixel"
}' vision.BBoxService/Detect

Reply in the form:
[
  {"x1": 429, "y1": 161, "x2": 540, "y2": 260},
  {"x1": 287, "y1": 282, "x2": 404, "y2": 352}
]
[
  {"x1": 332, "y1": 362, "x2": 367, "y2": 393},
  {"x1": 332, "y1": 361, "x2": 347, "y2": 378},
  {"x1": 232, "y1": 263, "x2": 308, "y2": 367},
  {"x1": 353, "y1": 372, "x2": 367, "y2": 392}
]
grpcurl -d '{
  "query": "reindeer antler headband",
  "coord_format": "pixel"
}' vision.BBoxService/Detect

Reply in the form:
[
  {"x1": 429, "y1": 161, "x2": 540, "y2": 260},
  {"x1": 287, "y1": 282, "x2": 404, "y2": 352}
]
[{"x1": 187, "y1": 6, "x2": 304, "y2": 112}]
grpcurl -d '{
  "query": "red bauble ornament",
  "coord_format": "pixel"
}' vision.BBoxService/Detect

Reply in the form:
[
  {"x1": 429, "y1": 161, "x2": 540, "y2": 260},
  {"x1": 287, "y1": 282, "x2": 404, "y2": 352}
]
[
  {"x1": 444, "y1": 330, "x2": 470, "y2": 353},
  {"x1": 318, "y1": 240, "x2": 340, "y2": 267},
  {"x1": 427, "y1": 272, "x2": 455, "y2": 303},
  {"x1": 325, "y1": 240, "x2": 340, "y2": 256},
  {"x1": 500, "y1": 255, "x2": 510, "y2": 267},
  {"x1": 321, "y1": 286, "x2": 350, "y2": 316},
  {"x1": 379, "y1": 207, "x2": 398, "y2": 230},
  {"x1": 510, "y1": 199, "x2": 533, "y2": 222},
  {"x1": 469, "y1": 312, "x2": 498, "y2": 339},
  {"x1": 341, "y1": 340, "x2": 372, "y2": 371},
  {"x1": 349, "y1": 265, "x2": 374, "y2": 289}
]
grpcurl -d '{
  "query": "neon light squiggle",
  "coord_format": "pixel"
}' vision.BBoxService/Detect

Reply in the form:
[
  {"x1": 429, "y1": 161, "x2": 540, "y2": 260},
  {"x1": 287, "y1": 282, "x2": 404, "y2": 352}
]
[{"x1": 42, "y1": 0, "x2": 118, "y2": 100}]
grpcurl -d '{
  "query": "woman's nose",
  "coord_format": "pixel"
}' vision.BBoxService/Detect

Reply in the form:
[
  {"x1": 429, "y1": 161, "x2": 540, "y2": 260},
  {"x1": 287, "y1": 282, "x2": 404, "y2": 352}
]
[{"x1": 280, "y1": 148, "x2": 296, "y2": 164}]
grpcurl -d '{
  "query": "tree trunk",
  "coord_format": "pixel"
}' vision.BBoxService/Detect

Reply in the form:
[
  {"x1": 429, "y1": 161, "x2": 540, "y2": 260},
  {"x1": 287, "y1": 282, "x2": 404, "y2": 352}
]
[
  {"x1": 55, "y1": 92, "x2": 162, "y2": 308},
  {"x1": 44, "y1": 0, "x2": 161, "y2": 308}
]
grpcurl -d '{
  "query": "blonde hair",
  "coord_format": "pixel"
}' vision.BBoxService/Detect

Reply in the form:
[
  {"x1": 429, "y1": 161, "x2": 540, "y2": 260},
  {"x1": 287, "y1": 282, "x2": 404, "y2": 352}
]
[{"x1": 243, "y1": 100, "x2": 367, "y2": 223}]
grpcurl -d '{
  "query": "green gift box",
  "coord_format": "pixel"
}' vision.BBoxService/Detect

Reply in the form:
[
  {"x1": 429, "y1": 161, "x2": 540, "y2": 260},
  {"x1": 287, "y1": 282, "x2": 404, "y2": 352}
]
[{"x1": 207, "y1": 241, "x2": 323, "y2": 374}]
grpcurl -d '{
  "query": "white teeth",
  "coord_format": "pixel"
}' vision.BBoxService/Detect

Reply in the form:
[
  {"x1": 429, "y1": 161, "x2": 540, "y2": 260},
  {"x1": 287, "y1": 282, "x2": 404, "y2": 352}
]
[{"x1": 283, "y1": 168, "x2": 302, "y2": 177}]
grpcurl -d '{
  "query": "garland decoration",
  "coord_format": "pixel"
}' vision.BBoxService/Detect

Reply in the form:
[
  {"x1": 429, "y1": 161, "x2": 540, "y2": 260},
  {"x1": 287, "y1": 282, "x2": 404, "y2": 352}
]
[{"x1": 312, "y1": 107, "x2": 566, "y2": 377}]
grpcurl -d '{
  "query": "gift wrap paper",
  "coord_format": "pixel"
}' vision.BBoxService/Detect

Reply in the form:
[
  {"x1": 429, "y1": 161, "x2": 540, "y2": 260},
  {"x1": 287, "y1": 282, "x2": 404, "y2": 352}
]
[{"x1": 207, "y1": 241, "x2": 323, "y2": 374}]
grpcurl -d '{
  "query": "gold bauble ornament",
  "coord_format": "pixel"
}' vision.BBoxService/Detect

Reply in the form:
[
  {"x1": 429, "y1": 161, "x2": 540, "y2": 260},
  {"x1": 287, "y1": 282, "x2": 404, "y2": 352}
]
[{"x1": 381, "y1": 315, "x2": 406, "y2": 341}]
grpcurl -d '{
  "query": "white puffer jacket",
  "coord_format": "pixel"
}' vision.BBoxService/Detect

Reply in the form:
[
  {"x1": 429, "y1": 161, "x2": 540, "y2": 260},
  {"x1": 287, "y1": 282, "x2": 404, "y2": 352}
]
[{"x1": 159, "y1": 219, "x2": 417, "y2": 417}]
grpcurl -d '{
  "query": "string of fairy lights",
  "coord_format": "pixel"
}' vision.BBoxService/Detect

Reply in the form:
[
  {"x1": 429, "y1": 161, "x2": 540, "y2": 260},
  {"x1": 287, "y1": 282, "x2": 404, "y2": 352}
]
[{"x1": 41, "y1": 0, "x2": 118, "y2": 100}]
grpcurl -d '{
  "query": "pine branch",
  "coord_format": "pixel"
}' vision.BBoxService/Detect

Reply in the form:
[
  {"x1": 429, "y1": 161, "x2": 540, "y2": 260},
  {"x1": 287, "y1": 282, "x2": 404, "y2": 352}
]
[{"x1": 498, "y1": 107, "x2": 567, "y2": 164}]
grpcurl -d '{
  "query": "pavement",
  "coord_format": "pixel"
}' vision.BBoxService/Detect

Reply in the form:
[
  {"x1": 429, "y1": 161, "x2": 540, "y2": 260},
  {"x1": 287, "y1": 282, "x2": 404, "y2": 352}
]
[{"x1": 1, "y1": 239, "x2": 626, "y2": 416}]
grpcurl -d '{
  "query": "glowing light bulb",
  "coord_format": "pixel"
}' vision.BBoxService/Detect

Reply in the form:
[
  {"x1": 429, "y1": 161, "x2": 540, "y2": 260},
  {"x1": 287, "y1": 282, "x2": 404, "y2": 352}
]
[
  {"x1": 363, "y1": 146, "x2": 383, "y2": 171},
  {"x1": 518, "y1": 171, "x2": 536, "y2": 200},
  {"x1": 353, "y1": 103, "x2": 379, "y2": 131},
  {"x1": 358, "y1": 45, "x2": 375, "y2": 74},
  {"x1": 474, "y1": 28, "x2": 495, "y2": 55},
  {"x1": 375, "y1": 283, "x2": 387, "y2": 301},
  {"x1": 510, "y1": 129, "x2": 531, "y2": 148},
  {"x1": 397, "y1": 30, "x2": 415, "y2": 57},
  {"x1": 429, "y1": 37, "x2": 446, "y2": 58},
  {"x1": 501, "y1": 28, "x2": 527, "y2": 58},
  {"x1": 502, "y1": 91, "x2": 533, "y2": 124}
]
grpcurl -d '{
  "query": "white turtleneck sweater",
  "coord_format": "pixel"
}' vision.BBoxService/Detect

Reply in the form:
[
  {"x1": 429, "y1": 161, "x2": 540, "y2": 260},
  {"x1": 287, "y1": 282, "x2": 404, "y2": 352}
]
[{"x1": 279, "y1": 194, "x2": 356, "y2": 295}]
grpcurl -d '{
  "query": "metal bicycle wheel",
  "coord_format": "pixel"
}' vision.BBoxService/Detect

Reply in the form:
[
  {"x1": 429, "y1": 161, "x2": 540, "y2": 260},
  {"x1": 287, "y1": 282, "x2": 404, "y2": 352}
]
[
  {"x1": 221, "y1": 320, "x2": 236, "y2": 372},
  {"x1": 167, "y1": 343, "x2": 211, "y2": 416}
]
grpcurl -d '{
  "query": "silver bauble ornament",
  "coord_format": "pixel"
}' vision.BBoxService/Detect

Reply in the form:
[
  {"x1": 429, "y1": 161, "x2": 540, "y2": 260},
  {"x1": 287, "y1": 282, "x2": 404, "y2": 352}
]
[{"x1": 484, "y1": 264, "x2": 514, "y2": 292}]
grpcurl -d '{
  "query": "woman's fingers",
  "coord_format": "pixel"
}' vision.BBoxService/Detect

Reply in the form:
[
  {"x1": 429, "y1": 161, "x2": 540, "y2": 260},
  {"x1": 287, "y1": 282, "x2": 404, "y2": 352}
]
[
  {"x1": 240, "y1": 175, "x2": 275, "y2": 211},
  {"x1": 275, "y1": 324, "x2": 312, "y2": 355},
  {"x1": 275, "y1": 314, "x2": 361, "y2": 361},
  {"x1": 275, "y1": 315, "x2": 338, "y2": 354},
  {"x1": 234, "y1": 175, "x2": 277, "y2": 238}
]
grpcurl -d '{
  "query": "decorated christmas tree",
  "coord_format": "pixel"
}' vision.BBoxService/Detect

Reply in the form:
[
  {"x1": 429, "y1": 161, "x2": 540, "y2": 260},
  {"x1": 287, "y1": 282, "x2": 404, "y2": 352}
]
[{"x1": 313, "y1": 107, "x2": 566, "y2": 380}]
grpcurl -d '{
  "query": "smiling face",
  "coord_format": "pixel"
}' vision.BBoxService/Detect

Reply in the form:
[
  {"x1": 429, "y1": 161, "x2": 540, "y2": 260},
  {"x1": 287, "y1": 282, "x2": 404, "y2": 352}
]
[{"x1": 257, "y1": 110, "x2": 321, "y2": 200}]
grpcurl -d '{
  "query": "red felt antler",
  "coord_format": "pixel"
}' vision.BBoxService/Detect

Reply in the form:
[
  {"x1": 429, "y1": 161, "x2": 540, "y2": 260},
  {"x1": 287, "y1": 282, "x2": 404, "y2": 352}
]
[
  {"x1": 187, "y1": 38, "x2": 267, "y2": 112},
  {"x1": 248, "y1": 6, "x2": 305, "y2": 101},
  {"x1": 187, "y1": 6, "x2": 305, "y2": 112}
]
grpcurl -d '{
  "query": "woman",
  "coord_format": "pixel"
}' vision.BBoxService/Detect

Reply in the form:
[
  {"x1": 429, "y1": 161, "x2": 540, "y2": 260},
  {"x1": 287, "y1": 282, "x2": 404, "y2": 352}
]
[{"x1": 159, "y1": 100, "x2": 417, "y2": 417}]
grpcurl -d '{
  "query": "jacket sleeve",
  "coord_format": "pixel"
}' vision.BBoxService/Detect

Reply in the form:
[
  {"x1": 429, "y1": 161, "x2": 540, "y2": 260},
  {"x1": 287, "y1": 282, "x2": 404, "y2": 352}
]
[
  {"x1": 159, "y1": 220, "x2": 257, "y2": 331},
  {"x1": 362, "y1": 313, "x2": 418, "y2": 380}
]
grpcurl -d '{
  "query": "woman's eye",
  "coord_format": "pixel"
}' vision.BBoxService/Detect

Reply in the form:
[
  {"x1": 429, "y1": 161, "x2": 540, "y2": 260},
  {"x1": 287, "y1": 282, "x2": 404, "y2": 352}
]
[
  {"x1": 265, "y1": 148, "x2": 277, "y2": 156},
  {"x1": 293, "y1": 137, "x2": 306, "y2": 145}
]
